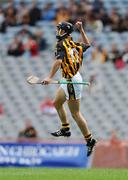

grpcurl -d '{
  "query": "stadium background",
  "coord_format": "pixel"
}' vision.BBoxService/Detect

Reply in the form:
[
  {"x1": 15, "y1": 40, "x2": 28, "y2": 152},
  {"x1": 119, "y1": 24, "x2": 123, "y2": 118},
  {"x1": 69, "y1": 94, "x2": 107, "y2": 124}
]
[{"x1": 0, "y1": 0, "x2": 128, "y2": 171}]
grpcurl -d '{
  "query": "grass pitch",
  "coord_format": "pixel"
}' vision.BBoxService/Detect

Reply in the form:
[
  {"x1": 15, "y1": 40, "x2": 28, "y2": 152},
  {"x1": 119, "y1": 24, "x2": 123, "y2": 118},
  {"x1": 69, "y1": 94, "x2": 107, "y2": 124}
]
[{"x1": 0, "y1": 168, "x2": 127, "y2": 180}]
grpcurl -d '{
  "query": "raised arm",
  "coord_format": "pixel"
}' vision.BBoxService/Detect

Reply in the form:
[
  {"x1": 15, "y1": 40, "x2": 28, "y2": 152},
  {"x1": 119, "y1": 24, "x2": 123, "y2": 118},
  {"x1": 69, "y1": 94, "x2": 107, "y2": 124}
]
[{"x1": 75, "y1": 21, "x2": 91, "y2": 47}]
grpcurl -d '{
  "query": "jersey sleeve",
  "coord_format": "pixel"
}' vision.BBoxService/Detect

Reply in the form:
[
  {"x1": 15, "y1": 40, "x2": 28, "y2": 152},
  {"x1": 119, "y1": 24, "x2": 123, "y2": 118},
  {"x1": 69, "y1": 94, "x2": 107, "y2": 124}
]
[
  {"x1": 81, "y1": 43, "x2": 90, "y2": 52},
  {"x1": 76, "y1": 42, "x2": 90, "y2": 52},
  {"x1": 55, "y1": 43, "x2": 65, "y2": 60}
]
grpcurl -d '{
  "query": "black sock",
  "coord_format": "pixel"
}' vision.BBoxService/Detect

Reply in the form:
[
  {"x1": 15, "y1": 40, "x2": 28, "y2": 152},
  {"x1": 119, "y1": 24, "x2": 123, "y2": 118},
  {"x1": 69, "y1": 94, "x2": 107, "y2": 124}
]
[
  {"x1": 85, "y1": 134, "x2": 92, "y2": 143},
  {"x1": 62, "y1": 123, "x2": 70, "y2": 131}
]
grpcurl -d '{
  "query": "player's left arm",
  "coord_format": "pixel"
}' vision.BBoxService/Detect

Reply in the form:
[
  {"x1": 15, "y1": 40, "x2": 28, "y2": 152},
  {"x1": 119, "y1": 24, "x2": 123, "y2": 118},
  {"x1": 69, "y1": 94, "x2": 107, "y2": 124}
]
[{"x1": 75, "y1": 21, "x2": 91, "y2": 50}]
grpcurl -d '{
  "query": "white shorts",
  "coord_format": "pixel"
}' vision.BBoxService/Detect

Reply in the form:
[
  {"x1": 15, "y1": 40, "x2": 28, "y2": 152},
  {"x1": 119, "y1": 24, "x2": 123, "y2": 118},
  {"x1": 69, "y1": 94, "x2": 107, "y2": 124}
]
[{"x1": 60, "y1": 72, "x2": 83, "y2": 100}]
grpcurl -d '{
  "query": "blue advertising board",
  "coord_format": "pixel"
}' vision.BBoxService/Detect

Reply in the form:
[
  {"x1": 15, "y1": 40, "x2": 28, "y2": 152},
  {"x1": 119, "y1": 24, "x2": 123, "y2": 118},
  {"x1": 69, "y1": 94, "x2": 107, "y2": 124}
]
[{"x1": 0, "y1": 143, "x2": 90, "y2": 167}]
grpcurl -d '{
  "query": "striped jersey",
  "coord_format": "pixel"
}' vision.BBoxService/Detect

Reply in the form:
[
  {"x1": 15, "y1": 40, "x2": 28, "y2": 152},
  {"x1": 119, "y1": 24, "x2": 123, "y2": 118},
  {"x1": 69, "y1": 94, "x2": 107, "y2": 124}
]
[{"x1": 55, "y1": 36, "x2": 90, "y2": 79}]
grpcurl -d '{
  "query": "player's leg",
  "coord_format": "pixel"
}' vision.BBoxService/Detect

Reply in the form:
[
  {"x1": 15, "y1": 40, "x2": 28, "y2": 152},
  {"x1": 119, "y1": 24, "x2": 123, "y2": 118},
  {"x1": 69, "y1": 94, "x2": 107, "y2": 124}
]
[
  {"x1": 67, "y1": 99, "x2": 91, "y2": 140},
  {"x1": 53, "y1": 87, "x2": 68, "y2": 125},
  {"x1": 67, "y1": 99, "x2": 97, "y2": 156},
  {"x1": 51, "y1": 87, "x2": 71, "y2": 137}
]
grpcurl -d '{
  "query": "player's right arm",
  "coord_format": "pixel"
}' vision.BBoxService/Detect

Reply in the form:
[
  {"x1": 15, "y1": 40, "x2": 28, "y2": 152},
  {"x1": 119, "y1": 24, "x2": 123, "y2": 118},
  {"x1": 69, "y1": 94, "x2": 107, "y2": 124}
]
[
  {"x1": 42, "y1": 59, "x2": 62, "y2": 84},
  {"x1": 42, "y1": 42, "x2": 65, "y2": 85}
]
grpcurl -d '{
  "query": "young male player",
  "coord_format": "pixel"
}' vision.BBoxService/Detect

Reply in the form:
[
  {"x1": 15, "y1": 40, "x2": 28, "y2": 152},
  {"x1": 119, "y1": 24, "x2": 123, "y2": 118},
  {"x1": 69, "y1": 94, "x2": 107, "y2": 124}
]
[{"x1": 42, "y1": 21, "x2": 97, "y2": 156}]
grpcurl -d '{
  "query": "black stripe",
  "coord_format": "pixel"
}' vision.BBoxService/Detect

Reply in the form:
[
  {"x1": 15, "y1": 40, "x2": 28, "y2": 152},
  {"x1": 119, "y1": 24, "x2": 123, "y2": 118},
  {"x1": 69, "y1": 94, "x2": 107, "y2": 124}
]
[
  {"x1": 76, "y1": 62, "x2": 80, "y2": 70},
  {"x1": 85, "y1": 134, "x2": 92, "y2": 138},
  {"x1": 67, "y1": 80, "x2": 76, "y2": 100},
  {"x1": 62, "y1": 123, "x2": 69, "y2": 126}
]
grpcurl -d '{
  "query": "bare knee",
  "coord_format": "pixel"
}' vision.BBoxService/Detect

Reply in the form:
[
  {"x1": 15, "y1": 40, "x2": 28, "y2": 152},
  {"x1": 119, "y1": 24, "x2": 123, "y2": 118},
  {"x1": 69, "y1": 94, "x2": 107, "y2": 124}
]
[
  {"x1": 53, "y1": 100, "x2": 58, "y2": 109},
  {"x1": 53, "y1": 100, "x2": 62, "y2": 110}
]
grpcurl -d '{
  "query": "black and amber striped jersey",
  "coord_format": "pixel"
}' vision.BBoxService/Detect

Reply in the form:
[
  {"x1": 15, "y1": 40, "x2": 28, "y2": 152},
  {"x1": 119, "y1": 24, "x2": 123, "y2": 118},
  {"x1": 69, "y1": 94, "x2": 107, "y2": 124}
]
[{"x1": 55, "y1": 36, "x2": 90, "y2": 79}]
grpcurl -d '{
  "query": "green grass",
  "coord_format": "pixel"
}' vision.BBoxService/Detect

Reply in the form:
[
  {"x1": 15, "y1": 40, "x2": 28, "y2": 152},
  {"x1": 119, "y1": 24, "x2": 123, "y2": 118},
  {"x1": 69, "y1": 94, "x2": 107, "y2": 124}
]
[{"x1": 0, "y1": 168, "x2": 128, "y2": 180}]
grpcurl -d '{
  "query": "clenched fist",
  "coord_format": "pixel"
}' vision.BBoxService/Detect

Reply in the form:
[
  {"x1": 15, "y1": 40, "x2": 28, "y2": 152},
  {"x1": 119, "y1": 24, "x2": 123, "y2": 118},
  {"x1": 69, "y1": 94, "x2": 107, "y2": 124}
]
[{"x1": 75, "y1": 21, "x2": 83, "y2": 31}]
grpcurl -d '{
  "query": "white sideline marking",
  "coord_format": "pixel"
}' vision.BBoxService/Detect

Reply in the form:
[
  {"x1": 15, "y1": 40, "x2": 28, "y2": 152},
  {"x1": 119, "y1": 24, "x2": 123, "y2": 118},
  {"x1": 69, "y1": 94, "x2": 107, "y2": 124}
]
[
  {"x1": 0, "y1": 170, "x2": 77, "y2": 176},
  {"x1": 0, "y1": 172, "x2": 47, "y2": 176}
]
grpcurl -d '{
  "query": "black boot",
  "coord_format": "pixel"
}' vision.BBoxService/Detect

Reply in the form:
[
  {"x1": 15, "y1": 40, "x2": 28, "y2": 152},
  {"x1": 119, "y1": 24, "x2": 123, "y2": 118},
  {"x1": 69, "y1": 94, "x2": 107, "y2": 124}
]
[
  {"x1": 51, "y1": 128, "x2": 71, "y2": 137},
  {"x1": 86, "y1": 138, "x2": 97, "y2": 156}
]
